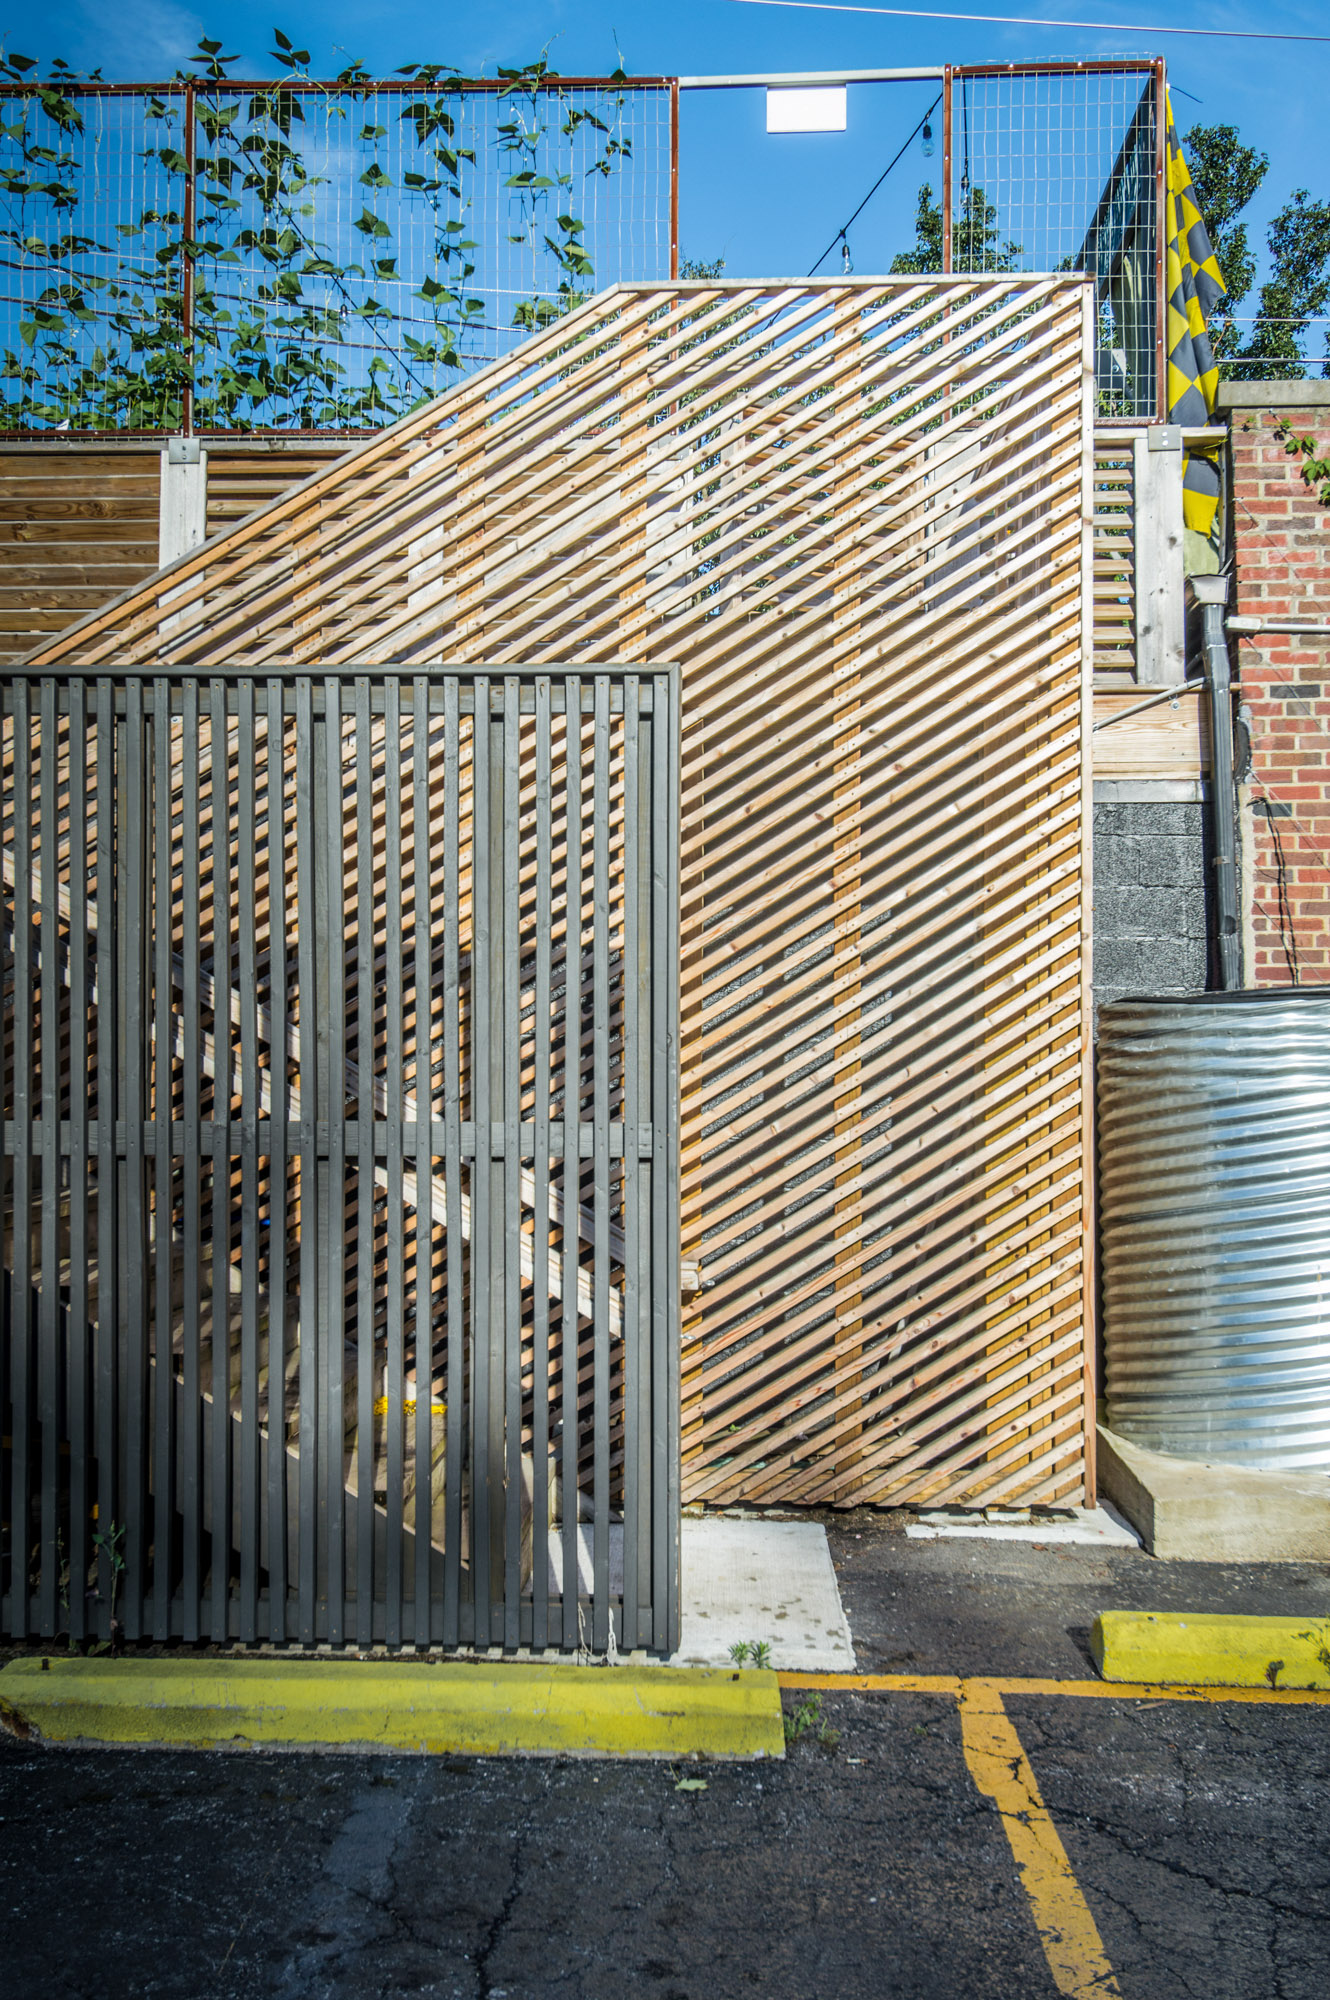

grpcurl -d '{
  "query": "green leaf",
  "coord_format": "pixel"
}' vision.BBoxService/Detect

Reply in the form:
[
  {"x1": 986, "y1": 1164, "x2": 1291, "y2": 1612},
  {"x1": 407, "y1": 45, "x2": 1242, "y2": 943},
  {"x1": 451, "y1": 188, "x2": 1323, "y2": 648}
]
[
  {"x1": 353, "y1": 207, "x2": 392, "y2": 239},
  {"x1": 674, "y1": 1778, "x2": 707, "y2": 1792}
]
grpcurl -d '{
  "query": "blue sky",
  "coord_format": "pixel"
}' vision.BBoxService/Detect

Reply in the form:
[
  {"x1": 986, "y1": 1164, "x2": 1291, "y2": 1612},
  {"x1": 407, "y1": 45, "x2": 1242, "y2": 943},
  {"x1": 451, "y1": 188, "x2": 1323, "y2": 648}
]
[{"x1": 30, "y1": 0, "x2": 1330, "y2": 307}]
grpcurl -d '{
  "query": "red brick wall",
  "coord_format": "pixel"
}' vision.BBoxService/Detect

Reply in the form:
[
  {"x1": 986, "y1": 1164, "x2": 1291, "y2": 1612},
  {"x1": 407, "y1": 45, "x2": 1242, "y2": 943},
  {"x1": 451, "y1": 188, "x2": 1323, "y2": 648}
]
[{"x1": 1228, "y1": 400, "x2": 1330, "y2": 984}]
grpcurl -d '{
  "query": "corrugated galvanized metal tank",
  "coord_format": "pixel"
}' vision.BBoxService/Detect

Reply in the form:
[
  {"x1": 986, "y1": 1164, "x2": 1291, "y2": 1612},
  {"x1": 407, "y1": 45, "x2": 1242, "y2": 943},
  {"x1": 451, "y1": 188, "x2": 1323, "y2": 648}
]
[{"x1": 1098, "y1": 989, "x2": 1330, "y2": 1469}]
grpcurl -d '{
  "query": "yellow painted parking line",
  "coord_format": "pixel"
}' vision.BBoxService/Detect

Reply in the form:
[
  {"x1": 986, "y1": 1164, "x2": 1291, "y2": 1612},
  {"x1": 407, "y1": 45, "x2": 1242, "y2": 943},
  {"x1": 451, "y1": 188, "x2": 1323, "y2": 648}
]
[
  {"x1": 959, "y1": 1679, "x2": 1121, "y2": 1998},
  {"x1": 777, "y1": 1671, "x2": 1330, "y2": 1705},
  {"x1": 977, "y1": 1676, "x2": 1330, "y2": 1707},
  {"x1": 778, "y1": 1671, "x2": 963, "y2": 1695},
  {"x1": 777, "y1": 1668, "x2": 1330, "y2": 1997}
]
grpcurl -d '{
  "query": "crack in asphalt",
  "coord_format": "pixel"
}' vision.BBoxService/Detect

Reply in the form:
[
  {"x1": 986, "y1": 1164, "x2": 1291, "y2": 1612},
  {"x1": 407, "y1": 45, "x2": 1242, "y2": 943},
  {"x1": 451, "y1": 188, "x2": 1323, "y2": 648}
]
[
  {"x1": 1071, "y1": 1810, "x2": 1329, "y2": 1926},
  {"x1": 472, "y1": 1800, "x2": 534, "y2": 2000}
]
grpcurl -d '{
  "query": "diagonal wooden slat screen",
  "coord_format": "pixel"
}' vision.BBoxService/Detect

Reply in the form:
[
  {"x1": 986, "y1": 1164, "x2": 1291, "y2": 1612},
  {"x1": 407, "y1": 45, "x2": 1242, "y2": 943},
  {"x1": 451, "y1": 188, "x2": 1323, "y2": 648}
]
[{"x1": 31, "y1": 277, "x2": 1095, "y2": 1510}]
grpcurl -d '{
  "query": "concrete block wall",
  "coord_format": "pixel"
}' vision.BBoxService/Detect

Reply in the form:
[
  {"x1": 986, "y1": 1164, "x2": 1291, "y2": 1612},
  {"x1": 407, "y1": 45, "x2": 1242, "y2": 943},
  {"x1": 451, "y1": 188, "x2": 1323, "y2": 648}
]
[
  {"x1": 1220, "y1": 382, "x2": 1330, "y2": 985},
  {"x1": 1092, "y1": 797, "x2": 1212, "y2": 1008}
]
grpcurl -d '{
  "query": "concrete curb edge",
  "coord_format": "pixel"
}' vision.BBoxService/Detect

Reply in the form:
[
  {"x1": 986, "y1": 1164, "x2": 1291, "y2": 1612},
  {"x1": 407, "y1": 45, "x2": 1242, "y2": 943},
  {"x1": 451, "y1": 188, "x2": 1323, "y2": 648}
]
[
  {"x1": 0, "y1": 1657, "x2": 787, "y2": 1760},
  {"x1": 1091, "y1": 1610, "x2": 1330, "y2": 1690}
]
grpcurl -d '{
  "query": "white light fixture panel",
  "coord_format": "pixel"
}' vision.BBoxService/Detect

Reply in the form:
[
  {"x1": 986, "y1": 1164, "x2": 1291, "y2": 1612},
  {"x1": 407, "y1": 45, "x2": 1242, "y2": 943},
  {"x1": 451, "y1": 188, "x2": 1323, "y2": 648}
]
[{"x1": 766, "y1": 85, "x2": 847, "y2": 134}]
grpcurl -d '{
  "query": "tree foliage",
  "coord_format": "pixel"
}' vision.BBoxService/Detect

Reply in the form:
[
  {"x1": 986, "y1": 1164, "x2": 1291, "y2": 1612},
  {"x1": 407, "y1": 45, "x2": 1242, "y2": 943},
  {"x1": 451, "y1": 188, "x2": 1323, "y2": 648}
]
[
  {"x1": 0, "y1": 33, "x2": 637, "y2": 430},
  {"x1": 890, "y1": 184, "x2": 1024, "y2": 276},
  {"x1": 1184, "y1": 122, "x2": 1330, "y2": 380}
]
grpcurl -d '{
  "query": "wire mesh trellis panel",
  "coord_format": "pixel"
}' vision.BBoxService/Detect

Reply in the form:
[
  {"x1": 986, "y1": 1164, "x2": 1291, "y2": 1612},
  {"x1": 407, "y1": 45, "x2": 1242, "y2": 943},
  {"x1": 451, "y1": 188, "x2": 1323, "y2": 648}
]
[
  {"x1": 0, "y1": 78, "x2": 672, "y2": 434},
  {"x1": 25, "y1": 276, "x2": 1096, "y2": 1513},
  {"x1": 1, "y1": 665, "x2": 679, "y2": 1651},
  {"x1": 949, "y1": 64, "x2": 1160, "y2": 420}
]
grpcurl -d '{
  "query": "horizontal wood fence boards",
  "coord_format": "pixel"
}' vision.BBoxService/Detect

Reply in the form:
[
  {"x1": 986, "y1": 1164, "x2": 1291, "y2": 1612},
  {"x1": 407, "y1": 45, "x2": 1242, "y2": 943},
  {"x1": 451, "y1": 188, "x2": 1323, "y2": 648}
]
[
  {"x1": 17, "y1": 275, "x2": 1095, "y2": 1523},
  {"x1": 1092, "y1": 436, "x2": 1136, "y2": 685},
  {"x1": 1, "y1": 663, "x2": 680, "y2": 1648},
  {"x1": 0, "y1": 449, "x2": 161, "y2": 663},
  {"x1": 204, "y1": 444, "x2": 351, "y2": 542},
  {"x1": 0, "y1": 442, "x2": 350, "y2": 666}
]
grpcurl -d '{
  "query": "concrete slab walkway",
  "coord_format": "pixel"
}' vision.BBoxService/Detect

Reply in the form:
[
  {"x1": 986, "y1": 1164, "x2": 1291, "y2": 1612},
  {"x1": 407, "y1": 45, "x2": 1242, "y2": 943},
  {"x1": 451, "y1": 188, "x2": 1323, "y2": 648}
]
[{"x1": 671, "y1": 1516, "x2": 855, "y2": 1670}]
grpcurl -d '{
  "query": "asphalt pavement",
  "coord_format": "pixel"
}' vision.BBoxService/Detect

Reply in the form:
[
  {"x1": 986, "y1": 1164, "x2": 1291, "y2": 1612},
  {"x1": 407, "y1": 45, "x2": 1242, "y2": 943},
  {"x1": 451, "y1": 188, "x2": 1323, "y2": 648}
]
[{"x1": 1, "y1": 1521, "x2": 1327, "y2": 2000}]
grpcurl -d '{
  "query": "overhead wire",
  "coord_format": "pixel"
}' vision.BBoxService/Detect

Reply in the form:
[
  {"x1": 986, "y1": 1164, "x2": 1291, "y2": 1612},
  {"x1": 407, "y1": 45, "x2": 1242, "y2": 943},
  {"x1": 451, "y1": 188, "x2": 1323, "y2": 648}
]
[
  {"x1": 725, "y1": 0, "x2": 1330, "y2": 43},
  {"x1": 807, "y1": 94, "x2": 941, "y2": 275}
]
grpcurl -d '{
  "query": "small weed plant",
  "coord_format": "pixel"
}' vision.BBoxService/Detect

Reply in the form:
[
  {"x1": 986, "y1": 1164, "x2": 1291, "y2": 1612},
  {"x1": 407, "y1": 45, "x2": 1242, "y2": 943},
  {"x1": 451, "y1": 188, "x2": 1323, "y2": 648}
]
[
  {"x1": 728, "y1": 1639, "x2": 772, "y2": 1669},
  {"x1": 91, "y1": 1519, "x2": 125, "y2": 1653},
  {"x1": 784, "y1": 1690, "x2": 840, "y2": 1753}
]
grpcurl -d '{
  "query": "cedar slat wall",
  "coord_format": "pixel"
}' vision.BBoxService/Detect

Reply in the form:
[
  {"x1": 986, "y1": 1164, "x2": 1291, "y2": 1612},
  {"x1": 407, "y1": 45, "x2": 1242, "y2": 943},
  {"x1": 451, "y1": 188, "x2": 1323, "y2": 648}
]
[
  {"x1": 0, "y1": 442, "x2": 348, "y2": 665},
  {"x1": 0, "y1": 448, "x2": 160, "y2": 662},
  {"x1": 6, "y1": 430, "x2": 1136, "y2": 677},
  {"x1": 27, "y1": 278, "x2": 1095, "y2": 1509},
  {"x1": 1092, "y1": 436, "x2": 1136, "y2": 684},
  {"x1": 205, "y1": 443, "x2": 350, "y2": 537}
]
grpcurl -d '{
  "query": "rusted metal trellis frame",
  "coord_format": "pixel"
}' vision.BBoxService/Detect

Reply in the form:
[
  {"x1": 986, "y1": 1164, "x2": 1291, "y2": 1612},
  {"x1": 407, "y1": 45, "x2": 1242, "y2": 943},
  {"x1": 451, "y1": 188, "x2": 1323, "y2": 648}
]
[
  {"x1": 1, "y1": 662, "x2": 680, "y2": 1651},
  {"x1": 0, "y1": 74, "x2": 679, "y2": 440},
  {"x1": 940, "y1": 58, "x2": 1166, "y2": 422}
]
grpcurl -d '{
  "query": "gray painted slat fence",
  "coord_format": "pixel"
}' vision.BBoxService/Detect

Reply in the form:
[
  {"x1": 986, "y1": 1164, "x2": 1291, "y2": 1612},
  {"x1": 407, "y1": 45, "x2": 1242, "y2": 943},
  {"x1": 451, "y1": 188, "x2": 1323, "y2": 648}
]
[{"x1": 2, "y1": 664, "x2": 679, "y2": 1653}]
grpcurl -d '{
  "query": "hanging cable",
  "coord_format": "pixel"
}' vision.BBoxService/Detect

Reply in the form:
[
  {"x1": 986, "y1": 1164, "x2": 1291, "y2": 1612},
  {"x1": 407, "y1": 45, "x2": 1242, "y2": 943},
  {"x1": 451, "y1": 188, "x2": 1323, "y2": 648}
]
[
  {"x1": 726, "y1": 0, "x2": 1330, "y2": 45},
  {"x1": 807, "y1": 94, "x2": 941, "y2": 277}
]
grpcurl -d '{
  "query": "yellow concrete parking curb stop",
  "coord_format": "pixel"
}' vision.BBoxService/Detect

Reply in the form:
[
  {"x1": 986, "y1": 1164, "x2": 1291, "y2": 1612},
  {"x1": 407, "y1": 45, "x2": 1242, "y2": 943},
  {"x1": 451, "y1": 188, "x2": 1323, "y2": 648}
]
[
  {"x1": 0, "y1": 1657, "x2": 786, "y2": 1761},
  {"x1": 1091, "y1": 1609, "x2": 1330, "y2": 1690}
]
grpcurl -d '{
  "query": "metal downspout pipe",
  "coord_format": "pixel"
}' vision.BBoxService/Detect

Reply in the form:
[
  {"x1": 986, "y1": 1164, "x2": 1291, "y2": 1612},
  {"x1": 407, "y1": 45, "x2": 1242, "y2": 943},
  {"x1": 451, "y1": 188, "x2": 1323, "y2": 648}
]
[{"x1": 1188, "y1": 573, "x2": 1241, "y2": 990}]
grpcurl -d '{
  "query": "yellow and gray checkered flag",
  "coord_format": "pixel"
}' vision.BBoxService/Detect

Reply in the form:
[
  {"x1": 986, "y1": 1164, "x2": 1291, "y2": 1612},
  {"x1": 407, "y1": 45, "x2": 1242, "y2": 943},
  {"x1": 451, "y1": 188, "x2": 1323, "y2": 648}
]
[{"x1": 1164, "y1": 92, "x2": 1228, "y2": 535}]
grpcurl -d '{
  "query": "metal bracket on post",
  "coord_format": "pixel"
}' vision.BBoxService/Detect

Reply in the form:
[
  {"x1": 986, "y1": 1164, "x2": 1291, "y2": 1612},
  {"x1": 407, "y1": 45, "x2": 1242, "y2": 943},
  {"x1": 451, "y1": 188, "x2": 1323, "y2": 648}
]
[
  {"x1": 159, "y1": 436, "x2": 208, "y2": 568},
  {"x1": 1134, "y1": 425, "x2": 1185, "y2": 684}
]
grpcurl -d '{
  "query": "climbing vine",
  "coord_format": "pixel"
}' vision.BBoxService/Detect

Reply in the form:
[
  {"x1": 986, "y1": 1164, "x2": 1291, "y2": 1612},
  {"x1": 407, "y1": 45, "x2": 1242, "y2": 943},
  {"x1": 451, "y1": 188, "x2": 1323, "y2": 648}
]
[
  {"x1": 0, "y1": 34, "x2": 640, "y2": 430},
  {"x1": 1274, "y1": 416, "x2": 1330, "y2": 507}
]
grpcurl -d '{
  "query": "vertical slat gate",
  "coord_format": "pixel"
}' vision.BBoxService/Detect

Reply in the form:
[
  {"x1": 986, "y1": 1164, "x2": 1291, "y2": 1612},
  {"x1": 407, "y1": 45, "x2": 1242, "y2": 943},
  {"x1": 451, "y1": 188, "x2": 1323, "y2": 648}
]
[{"x1": 1, "y1": 665, "x2": 679, "y2": 1653}]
